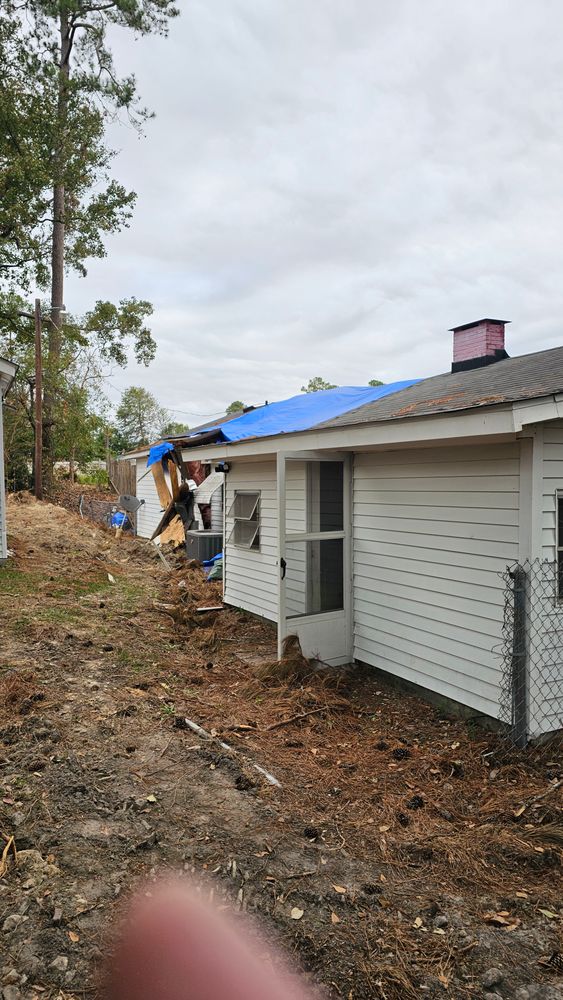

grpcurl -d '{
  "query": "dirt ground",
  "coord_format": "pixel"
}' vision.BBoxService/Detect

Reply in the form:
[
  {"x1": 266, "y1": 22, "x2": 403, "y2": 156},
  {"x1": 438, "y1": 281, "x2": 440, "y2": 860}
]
[{"x1": 0, "y1": 494, "x2": 561, "y2": 1000}]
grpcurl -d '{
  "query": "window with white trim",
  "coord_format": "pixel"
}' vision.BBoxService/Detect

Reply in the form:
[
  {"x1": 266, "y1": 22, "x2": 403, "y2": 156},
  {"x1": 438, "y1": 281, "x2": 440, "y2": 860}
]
[
  {"x1": 557, "y1": 491, "x2": 563, "y2": 599},
  {"x1": 228, "y1": 490, "x2": 260, "y2": 550}
]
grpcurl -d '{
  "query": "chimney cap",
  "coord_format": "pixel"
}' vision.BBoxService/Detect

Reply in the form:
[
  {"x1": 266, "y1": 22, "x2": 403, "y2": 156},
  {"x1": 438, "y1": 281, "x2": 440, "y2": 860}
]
[{"x1": 449, "y1": 318, "x2": 510, "y2": 333}]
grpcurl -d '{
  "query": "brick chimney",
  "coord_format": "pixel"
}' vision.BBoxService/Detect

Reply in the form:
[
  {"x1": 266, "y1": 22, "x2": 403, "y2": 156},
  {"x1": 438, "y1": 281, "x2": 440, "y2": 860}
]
[{"x1": 449, "y1": 318, "x2": 509, "y2": 373}]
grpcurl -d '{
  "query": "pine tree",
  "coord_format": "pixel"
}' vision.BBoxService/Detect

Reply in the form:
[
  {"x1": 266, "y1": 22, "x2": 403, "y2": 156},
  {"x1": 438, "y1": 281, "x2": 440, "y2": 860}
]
[{"x1": 1, "y1": 0, "x2": 179, "y2": 483}]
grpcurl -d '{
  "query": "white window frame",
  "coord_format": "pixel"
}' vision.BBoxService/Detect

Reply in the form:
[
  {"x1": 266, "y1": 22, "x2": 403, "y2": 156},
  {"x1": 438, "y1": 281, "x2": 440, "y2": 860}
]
[{"x1": 228, "y1": 490, "x2": 261, "y2": 551}]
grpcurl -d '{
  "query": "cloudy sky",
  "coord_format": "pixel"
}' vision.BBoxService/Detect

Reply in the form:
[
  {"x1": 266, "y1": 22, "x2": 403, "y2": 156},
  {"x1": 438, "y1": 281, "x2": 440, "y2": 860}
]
[{"x1": 66, "y1": 0, "x2": 563, "y2": 427}]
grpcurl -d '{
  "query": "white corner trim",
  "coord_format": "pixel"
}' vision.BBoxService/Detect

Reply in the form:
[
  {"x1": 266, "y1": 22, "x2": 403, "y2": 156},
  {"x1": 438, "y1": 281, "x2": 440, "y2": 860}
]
[{"x1": 518, "y1": 428, "x2": 544, "y2": 561}]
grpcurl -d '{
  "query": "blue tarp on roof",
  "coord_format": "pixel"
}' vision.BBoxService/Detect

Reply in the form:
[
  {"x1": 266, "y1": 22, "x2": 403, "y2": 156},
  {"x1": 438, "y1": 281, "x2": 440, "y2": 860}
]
[
  {"x1": 192, "y1": 382, "x2": 419, "y2": 444},
  {"x1": 147, "y1": 441, "x2": 174, "y2": 468}
]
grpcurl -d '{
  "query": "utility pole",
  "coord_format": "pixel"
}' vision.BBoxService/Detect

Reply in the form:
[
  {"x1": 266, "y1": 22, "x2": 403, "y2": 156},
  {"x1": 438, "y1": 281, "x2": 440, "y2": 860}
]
[{"x1": 34, "y1": 298, "x2": 43, "y2": 500}]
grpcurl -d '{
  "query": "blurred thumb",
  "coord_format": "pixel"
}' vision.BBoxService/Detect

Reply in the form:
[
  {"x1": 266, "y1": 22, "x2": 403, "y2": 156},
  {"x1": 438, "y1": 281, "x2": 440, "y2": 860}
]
[{"x1": 107, "y1": 881, "x2": 315, "y2": 1000}]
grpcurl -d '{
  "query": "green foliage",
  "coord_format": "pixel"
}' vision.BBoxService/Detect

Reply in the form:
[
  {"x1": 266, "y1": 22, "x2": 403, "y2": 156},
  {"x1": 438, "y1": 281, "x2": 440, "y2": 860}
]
[
  {"x1": 0, "y1": 296, "x2": 111, "y2": 486},
  {"x1": 0, "y1": 13, "x2": 131, "y2": 290},
  {"x1": 160, "y1": 420, "x2": 189, "y2": 437},
  {"x1": 113, "y1": 385, "x2": 168, "y2": 452},
  {"x1": 0, "y1": 16, "x2": 54, "y2": 289},
  {"x1": 3, "y1": 405, "x2": 33, "y2": 491},
  {"x1": 76, "y1": 468, "x2": 109, "y2": 487},
  {"x1": 1, "y1": 0, "x2": 179, "y2": 481},
  {"x1": 226, "y1": 400, "x2": 246, "y2": 414},
  {"x1": 301, "y1": 377, "x2": 337, "y2": 393},
  {"x1": 83, "y1": 298, "x2": 155, "y2": 367},
  {"x1": 300, "y1": 376, "x2": 384, "y2": 394},
  {"x1": 0, "y1": 0, "x2": 179, "y2": 290}
]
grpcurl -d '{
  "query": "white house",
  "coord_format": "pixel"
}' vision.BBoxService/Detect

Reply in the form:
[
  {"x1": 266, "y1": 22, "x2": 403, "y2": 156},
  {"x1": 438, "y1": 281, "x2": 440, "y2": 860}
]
[
  {"x1": 175, "y1": 319, "x2": 563, "y2": 742},
  {"x1": 0, "y1": 357, "x2": 17, "y2": 562}
]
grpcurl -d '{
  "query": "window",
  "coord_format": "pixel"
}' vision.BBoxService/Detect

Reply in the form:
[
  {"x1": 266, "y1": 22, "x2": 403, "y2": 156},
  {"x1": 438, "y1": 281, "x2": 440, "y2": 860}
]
[
  {"x1": 228, "y1": 490, "x2": 260, "y2": 550},
  {"x1": 306, "y1": 461, "x2": 344, "y2": 533},
  {"x1": 285, "y1": 537, "x2": 344, "y2": 617},
  {"x1": 557, "y1": 491, "x2": 563, "y2": 598}
]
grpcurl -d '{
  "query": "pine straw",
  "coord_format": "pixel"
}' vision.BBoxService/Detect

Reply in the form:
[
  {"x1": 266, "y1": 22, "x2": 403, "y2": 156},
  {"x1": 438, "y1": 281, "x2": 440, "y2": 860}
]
[
  {"x1": 252, "y1": 634, "x2": 314, "y2": 685},
  {"x1": 160, "y1": 564, "x2": 562, "y2": 920},
  {"x1": 0, "y1": 670, "x2": 41, "y2": 725},
  {"x1": 2, "y1": 501, "x2": 561, "y2": 1000},
  {"x1": 5, "y1": 527, "x2": 549, "y2": 995}
]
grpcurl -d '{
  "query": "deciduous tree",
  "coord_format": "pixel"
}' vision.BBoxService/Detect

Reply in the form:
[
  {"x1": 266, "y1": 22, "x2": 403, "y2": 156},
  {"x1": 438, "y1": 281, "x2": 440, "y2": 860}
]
[
  {"x1": 226, "y1": 400, "x2": 246, "y2": 414},
  {"x1": 160, "y1": 419, "x2": 189, "y2": 437},
  {"x1": 300, "y1": 377, "x2": 337, "y2": 393},
  {"x1": 113, "y1": 386, "x2": 168, "y2": 452}
]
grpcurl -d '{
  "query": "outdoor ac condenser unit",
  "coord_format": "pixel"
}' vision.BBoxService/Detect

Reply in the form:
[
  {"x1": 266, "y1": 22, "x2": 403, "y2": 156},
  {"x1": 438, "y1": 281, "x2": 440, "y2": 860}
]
[{"x1": 185, "y1": 530, "x2": 223, "y2": 563}]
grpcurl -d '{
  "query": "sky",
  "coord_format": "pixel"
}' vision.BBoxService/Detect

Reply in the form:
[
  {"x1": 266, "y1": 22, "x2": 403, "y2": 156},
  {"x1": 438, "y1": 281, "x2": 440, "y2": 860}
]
[{"x1": 66, "y1": 0, "x2": 563, "y2": 428}]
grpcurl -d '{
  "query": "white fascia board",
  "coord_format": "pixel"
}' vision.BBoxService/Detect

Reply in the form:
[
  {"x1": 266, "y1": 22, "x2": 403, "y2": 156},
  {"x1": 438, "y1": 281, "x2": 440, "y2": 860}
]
[
  {"x1": 513, "y1": 395, "x2": 563, "y2": 431},
  {"x1": 180, "y1": 404, "x2": 518, "y2": 463}
]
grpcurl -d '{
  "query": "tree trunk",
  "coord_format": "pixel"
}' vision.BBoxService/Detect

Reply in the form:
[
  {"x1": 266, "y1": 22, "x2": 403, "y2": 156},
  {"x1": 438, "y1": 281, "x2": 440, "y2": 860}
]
[
  {"x1": 44, "y1": 8, "x2": 72, "y2": 490},
  {"x1": 69, "y1": 446, "x2": 75, "y2": 485}
]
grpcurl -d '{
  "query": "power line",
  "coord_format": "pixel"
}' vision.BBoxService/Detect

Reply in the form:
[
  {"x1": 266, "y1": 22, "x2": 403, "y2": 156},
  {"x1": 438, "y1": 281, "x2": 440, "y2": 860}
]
[
  {"x1": 101, "y1": 377, "x2": 226, "y2": 421},
  {"x1": 168, "y1": 406, "x2": 225, "y2": 419}
]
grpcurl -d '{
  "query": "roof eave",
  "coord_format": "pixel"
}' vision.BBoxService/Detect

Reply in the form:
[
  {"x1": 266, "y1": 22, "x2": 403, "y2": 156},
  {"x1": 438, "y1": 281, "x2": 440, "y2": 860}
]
[
  {"x1": 0, "y1": 357, "x2": 18, "y2": 397},
  {"x1": 179, "y1": 400, "x2": 524, "y2": 463}
]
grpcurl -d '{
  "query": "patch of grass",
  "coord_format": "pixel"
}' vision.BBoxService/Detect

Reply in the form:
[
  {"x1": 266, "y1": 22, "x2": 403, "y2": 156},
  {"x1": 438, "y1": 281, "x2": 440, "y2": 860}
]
[
  {"x1": 51, "y1": 577, "x2": 111, "y2": 599},
  {"x1": 116, "y1": 649, "x2": 153, "y2": 674},
  {"x1": 8, "y1": 616, "x2": 32, "y2": 633},
  {"x1": 36, "y1": 606, "x2": 83, "y2": 625},
  {"x1": 112, "y1": 579, "x2": 149, "y2": 611},
  {"x1": 79, "y1": 578, "x2": 111, "y2": 594},
  {"x1": 0, "y1": 566, "x2": 44, "y2": 596}
]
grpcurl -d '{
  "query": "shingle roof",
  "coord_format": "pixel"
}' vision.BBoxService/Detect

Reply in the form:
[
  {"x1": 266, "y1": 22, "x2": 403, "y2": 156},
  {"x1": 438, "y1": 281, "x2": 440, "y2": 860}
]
[
  {"x1": 188, "y1": 406, "x2": 257, "y2": 435},
  {"x1": 315, "y1": 345, "x2": 563, "y2": 430},
  {"x1": 195, "y1": 382, "x2": 418, "y2": 443}
]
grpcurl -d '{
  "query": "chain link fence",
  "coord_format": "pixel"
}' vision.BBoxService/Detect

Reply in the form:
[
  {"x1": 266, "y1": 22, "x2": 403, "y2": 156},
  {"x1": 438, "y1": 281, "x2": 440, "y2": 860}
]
[
  {"x1": 78, "y1": 493, "x2": 120, "y2": 528},
  {"x1": 500, "y1": 560, "x2": 563, "y2": 748}
]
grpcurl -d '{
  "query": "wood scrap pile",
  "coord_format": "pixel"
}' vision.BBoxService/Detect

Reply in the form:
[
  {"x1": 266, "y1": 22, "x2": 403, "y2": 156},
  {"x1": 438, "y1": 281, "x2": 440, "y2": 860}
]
[{"x1": 150, "y1": 448, "x2": 204, "y2": 548}]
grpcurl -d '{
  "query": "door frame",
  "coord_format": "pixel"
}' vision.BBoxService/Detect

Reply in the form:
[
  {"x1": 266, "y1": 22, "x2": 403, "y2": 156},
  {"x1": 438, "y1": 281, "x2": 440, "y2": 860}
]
[{"x1": 276, "y1": 450, "x2": 353, "y2": 664}]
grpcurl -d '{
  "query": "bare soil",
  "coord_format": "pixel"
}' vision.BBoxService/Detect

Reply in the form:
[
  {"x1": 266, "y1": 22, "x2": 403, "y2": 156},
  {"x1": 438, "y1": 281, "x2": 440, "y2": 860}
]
[{"x1": 0, "y1": 494, "x2": 561, "y2": 1000}]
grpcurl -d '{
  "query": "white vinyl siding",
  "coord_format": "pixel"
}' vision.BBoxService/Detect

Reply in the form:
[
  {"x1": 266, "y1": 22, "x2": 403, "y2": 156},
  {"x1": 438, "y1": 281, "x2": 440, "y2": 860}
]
[
  {"x1": 135, "y1": 458, "x2": 168, "y2": 539},
  {"x1": 285, "y1": 461, "x2": 307, "y2": 618},
  {"x1": 224, "y1": 460, "x2": 278, "y2": 621},
  {"x1": 353, "y1": 443, "x2": 521, "y2": 719}
]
